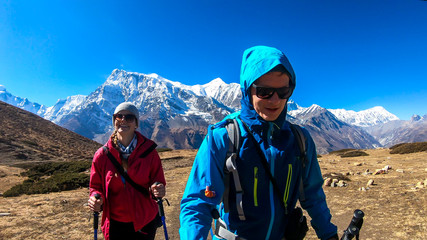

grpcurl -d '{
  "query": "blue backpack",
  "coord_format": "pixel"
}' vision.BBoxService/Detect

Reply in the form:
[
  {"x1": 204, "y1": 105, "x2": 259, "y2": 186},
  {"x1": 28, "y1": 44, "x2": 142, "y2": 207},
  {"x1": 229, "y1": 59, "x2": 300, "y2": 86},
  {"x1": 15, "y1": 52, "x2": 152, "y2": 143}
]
[{"x1": 213, "y1": 118, "x2": 308, "y2": 240}]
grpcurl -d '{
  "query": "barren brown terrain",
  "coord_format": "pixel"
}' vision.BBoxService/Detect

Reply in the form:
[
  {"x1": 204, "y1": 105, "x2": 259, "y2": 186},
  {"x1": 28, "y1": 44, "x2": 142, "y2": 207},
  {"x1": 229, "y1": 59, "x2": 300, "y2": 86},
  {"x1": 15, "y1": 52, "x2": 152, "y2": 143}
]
[
  {"x1": 1, "y1": 148, "x2": 426, "y2": 240},
  {"x1": 0, "y1": 101, "x2": 101, "y2": 166},
  {"x1": 1, "y1": 102, "x2": 426, "y2": 239}
]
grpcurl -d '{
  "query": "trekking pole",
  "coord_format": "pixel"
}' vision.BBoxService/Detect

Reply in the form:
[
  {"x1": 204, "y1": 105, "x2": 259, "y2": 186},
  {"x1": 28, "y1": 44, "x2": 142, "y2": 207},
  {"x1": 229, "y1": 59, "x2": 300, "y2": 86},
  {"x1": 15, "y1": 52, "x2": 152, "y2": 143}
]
[
  {"x1": 93, "y1": 193, "x2": 101, "y2": 240},
  {"x1": 157, "y1": 197, "x2": 170, "y2": 240},
  {"x1": 340, "y1": 209, "x2": 364, "y2": 240}
]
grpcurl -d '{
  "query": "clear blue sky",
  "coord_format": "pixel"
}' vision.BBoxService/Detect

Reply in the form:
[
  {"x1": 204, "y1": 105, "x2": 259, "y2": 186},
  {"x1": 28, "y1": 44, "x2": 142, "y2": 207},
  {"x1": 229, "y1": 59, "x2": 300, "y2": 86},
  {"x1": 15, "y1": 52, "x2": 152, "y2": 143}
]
[{"x1": 1, "y1": 0, "x2": 426, "y2": 120}]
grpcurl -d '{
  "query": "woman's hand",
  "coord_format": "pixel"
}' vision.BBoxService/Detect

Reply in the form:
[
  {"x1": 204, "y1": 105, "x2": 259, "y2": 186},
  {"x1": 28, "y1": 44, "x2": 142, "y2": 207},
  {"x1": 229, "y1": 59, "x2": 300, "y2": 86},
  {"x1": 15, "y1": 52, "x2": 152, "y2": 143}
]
[
  {"x1": 151, "y1": 182, "x2": 166, "y2": 198},
  {"x1": 88, "y1": 194, "x2": 104, "y2": 212}
]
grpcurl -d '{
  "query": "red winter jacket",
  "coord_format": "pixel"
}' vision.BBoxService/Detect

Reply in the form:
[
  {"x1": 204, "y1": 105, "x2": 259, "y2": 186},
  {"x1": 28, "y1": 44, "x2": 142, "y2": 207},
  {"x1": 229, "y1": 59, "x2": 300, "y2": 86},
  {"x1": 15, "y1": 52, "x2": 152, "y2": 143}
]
[{"x1": 89, "y1": 131, "x2": 166, "y2": 240}]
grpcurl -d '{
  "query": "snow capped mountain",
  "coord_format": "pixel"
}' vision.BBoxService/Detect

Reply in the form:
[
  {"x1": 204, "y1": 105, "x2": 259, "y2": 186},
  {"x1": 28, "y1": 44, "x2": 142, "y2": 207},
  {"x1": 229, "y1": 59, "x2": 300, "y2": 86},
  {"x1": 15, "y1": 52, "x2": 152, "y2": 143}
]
[
  {"x1": 172, "y1": 77, "x2": 241, "y2": 110},
  {"x1": 287, "y1": 104, "x2": 381, "y2": 153},
  {"x1": 287, "y1": 99, "x2": 302, "y2": 112},
  {"x1": 410, "y1": 114, "x2": 426, "y2": 122},
  {"x1": 0, "y1": 85, "x2": 47, "y2": 115},
  {"x1": 2, "y1": 69, "x2": 425, "y2": 152},
  {"x1": 296, "y1": 104, "x2": 323, "y2": 116},
  {"x1": 365, "y1": 117, "x2": 427, "y2": 147},
  {"x1": 201, "y1": 78, "x2": 241, "y2": 110},
  {"x1": 43, "y1": 95, "x2": 87, "y2": 123},
  {"x1": 48, "y1": 69, "x2": 235, "y2": 149},
  {"x1": 289, "y1": 103, "x2": 399, "y2": 127},
  {"x1": 328, "y1": 106, "x2": 399, "y2": 127}
]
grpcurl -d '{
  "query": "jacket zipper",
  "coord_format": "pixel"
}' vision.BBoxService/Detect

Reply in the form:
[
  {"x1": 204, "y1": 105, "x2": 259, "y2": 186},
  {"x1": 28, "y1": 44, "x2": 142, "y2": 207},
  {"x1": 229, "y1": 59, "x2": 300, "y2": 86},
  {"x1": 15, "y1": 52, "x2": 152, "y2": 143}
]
[
  {"x1": 283, "y1": 164, "x2": 292, "y2": 213},
  {"x1": 265, "y1": 122, "x2": 275, "y2": 240},
  {"x1": 254, "y1": 167, "x2": 258, "y2": 206}
]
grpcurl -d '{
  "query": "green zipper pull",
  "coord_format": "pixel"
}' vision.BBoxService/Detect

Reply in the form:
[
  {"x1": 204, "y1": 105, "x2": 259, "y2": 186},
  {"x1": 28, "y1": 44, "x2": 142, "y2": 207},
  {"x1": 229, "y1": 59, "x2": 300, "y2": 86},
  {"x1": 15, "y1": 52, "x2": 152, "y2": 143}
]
[
  {"x1": 254, "y1": 167, "x2": 259, "y2": 206},
  {"x1": 283, "y1": 164, "x2": 292, "y2": 215}
]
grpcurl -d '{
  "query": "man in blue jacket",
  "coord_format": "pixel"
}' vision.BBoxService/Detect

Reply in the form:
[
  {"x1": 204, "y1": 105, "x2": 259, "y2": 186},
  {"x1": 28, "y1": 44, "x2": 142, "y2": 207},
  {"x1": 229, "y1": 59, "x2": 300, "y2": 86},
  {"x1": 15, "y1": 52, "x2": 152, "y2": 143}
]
[{"x1": 180, "y1": 46, "x2": 338, "y2": 240}]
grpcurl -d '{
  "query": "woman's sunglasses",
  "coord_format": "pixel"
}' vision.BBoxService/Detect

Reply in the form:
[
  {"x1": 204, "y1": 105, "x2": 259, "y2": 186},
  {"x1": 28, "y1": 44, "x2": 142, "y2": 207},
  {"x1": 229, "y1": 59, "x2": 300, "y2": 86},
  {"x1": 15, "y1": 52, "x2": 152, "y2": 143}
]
[
  {"x1": 114, "y1": 113, "x2": 136, "y2": 122},
  {"x1": 252, "y1": 84, "x2": 294, "y2": 99}
]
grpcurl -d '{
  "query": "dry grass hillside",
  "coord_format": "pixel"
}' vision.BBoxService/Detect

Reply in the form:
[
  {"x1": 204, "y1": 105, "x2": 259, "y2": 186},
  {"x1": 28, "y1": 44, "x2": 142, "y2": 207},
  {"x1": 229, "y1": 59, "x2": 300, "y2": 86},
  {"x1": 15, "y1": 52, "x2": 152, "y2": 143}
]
[
  {"x1": 0, "y1": 101, "x2": 101, "y2": 166},
  {"x1": 1, "y1": 148, "x2": 426, "y2": 239}
]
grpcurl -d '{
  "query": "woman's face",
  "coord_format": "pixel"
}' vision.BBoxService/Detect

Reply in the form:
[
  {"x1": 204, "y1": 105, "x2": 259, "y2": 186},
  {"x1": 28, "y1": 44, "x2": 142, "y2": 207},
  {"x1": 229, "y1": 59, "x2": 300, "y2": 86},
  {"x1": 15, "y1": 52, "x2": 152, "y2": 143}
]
[
  {"x1": 250, "y1": 71, "x2": 290, "y2": 121},
  {"x1": 113, "y1": 110, "x2": 137, "y2": 137}
]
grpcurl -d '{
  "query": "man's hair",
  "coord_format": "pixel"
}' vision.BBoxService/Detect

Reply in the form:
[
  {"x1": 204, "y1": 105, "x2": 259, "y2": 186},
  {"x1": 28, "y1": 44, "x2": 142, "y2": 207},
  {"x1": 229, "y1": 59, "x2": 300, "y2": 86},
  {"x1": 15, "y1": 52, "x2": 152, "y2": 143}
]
[
  {"x1": 254, "y1": 64, "x2": 294, "y2": 87},
  {"x1": 268, "y1": 64, "x2": 291, "y2": 79}
]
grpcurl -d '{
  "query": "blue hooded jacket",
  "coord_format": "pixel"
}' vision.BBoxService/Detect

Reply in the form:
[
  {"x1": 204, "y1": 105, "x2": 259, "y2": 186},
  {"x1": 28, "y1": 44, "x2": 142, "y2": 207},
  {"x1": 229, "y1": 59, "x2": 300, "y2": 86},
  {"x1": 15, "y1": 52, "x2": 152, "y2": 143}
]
[{"x1": 180, "y1": 46, "x2": 337, "y2": 240}]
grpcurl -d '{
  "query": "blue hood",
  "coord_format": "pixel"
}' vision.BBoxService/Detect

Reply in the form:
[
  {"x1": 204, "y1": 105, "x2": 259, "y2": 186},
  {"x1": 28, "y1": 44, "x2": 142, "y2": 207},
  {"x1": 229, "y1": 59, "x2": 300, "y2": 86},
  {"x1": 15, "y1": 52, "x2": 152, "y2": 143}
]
[{"x1": 239, "y1": 46, "x2": 296, "y2": 132}]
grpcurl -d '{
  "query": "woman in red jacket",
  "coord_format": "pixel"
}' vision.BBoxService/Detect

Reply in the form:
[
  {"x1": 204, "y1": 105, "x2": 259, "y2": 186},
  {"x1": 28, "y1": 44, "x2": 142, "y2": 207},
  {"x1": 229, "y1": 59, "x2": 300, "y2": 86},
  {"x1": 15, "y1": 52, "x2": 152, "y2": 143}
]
[{"x1": 88, "y1": 102, "x2": 166, "y2": 240}]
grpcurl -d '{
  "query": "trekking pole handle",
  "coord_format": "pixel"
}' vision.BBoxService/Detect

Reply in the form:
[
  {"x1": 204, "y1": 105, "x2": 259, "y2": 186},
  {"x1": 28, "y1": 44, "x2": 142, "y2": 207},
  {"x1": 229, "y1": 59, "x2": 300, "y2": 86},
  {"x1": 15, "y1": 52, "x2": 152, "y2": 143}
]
[
  {"x1": 152, "y1": 182, "x2": 169, "y2": 216},
  {"x1": 158, "y1": 198, "x2": 165, "y2": 217},
  {"x1": 156, "y1": 197, "x2": 170, "y2": 216},
  {"x1": 93, "y1": 194, "x2": 101, "y2": 229},
  {"x1": 352, "y1": 209, "x2": 364, "y2": 229},
  {"x1": 340, "y1": 209, "x2": 364, "y2": 240}
]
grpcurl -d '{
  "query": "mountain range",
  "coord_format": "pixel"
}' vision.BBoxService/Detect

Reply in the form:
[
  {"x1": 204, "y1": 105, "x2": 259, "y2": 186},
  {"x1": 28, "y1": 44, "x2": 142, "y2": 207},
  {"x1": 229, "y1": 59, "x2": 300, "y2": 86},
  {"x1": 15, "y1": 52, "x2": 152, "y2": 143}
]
[{"x1": 1, "y1": 69, "x2": 426, "y2": 154}]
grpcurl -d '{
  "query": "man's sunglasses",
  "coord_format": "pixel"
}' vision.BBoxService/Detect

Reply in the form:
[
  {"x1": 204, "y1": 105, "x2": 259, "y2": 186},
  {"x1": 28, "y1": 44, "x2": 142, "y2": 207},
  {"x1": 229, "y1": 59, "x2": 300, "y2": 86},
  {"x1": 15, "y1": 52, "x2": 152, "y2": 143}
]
[
  {"x1": 252, "y1": 84, "x2": 294, "y2": 99},
  {"x1": 114, "y1": 113, "x2": 136, "y2": 122}
]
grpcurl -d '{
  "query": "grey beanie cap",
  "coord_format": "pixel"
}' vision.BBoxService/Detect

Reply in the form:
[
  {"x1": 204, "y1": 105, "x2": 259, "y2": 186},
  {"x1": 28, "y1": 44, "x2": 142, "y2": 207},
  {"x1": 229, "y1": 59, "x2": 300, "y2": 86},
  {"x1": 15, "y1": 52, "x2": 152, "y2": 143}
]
[{"x1": 113, "y1": 102, "x2": 139, "y2": 126}]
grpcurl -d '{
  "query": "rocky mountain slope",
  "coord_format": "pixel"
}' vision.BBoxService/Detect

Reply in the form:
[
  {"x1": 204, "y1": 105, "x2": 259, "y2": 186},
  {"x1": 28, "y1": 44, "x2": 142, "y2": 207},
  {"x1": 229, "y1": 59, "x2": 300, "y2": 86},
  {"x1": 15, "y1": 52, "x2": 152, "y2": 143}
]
[
  {"x1": 365, "y1": 115, "x2": 427, "y2": 147},
  {"x1": 46, "y1": 70, "x2": 239, "y2": 149},
  {"x1": 288, "y1": 105, "x2": 381, "y2": 153},
  {"x1": 0, "y1": 101, "x2": 101, "y2": 165}
]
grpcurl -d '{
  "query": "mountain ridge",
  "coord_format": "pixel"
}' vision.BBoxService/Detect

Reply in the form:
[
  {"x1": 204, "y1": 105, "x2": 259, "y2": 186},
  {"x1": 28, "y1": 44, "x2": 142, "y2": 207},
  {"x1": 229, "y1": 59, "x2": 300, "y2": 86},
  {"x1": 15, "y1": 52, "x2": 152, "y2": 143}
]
[
  {"x1": 2, "y1": 69, "x2": 426, "y2": 153},
  {"x1": 0, "y1": 101, "x2": 101, "y2": 165}
]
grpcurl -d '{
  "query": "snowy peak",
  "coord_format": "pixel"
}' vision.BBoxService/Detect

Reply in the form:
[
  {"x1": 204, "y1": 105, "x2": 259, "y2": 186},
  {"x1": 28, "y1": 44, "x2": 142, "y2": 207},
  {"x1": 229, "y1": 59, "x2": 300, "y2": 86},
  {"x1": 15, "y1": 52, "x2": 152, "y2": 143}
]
[
  {"x1": 410, "y1": 114, "x2": 426, "y2": 122},
  {"x1": 0, "y1": 85, "x2": 47, "y2": 115},
  {"x1": 49, "y1": 69, "x2": 238, "y2": 148},
  {"x1": 288, "y1": 103, "x2": 399, "y2": 127},
  {"x1": 303, "y1": 104, "x2": 326, "y2": 114},
  {"x1": 288, "y1": 103, "x2": 325, "y2": 118},
  {"x1": 44, "y1": 95, "x2": 87, "y2": 123},
  {"x1": 202, "y1": 78, "x2": 241, "y2": 109},
  {"x1": 100, "y1": 70, "x2": 241, "y2": 112},
  {"x1": 328, "y1": 106, "x2": 399, "y2": 127},
  {"x1": 204, "y1": 77, "x2": 226, "y2": 87},
  {"x1": 287, "y1": 99, "x2": 301, "y2": 112}
]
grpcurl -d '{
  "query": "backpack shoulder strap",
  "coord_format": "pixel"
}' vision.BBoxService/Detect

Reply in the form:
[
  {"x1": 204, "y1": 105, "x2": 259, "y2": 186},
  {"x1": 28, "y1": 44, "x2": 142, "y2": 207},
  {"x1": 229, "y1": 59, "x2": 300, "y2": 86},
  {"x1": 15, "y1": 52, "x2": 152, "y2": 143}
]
[
  {"x1": 213, "y1": 118, "x2": 248, "y2": 239},
  {"x1": 289, "y1": 124, "x2": 307, "y2": 167},
  {"x1": 289, "y1": 124, "x2": 307, "y2": 201},
  {"x1": 225, "y1": 118, "x2": 241, "y2": 152},
  {"x1": 102, "y1": 146, "x2": 150, "y2": 197},
  {"x1": 223, "y1": 118, "x2": 245, "y2": 221},
  {"x1": 139, "y1": 142, "x2": 157, "y2": 158}
]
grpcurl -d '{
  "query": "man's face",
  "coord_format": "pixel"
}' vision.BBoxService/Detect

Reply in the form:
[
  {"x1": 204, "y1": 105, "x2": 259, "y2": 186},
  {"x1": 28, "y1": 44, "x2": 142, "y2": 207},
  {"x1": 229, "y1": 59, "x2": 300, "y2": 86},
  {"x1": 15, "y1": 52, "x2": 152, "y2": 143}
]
[{"x1": 250, "y1": 71, "x2": 290, "y2": 121}]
